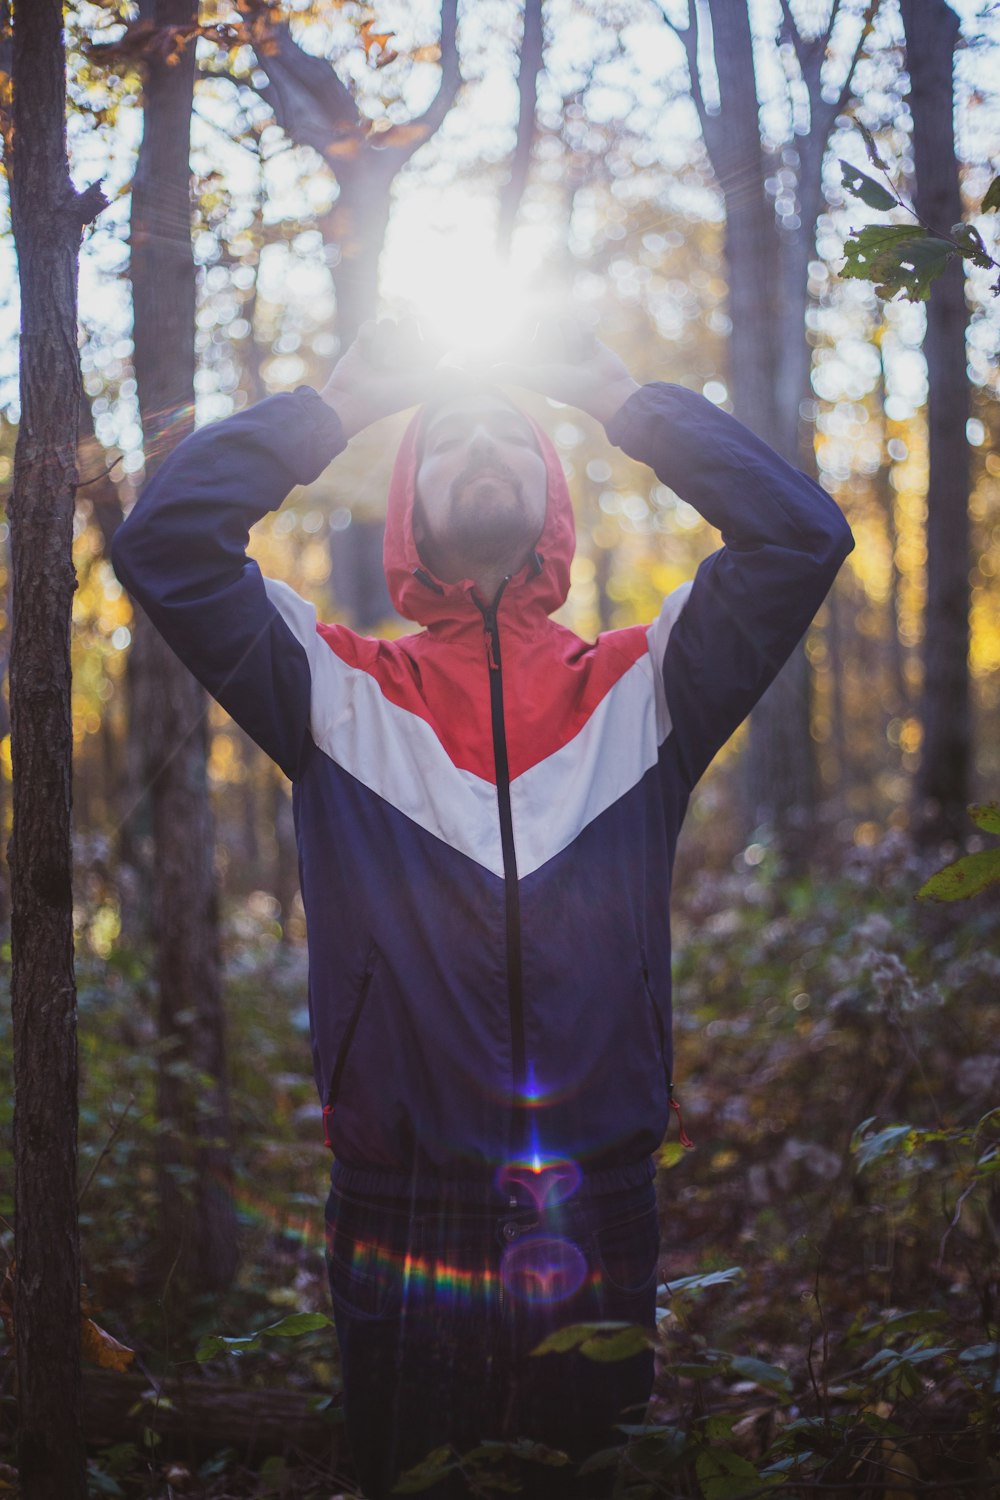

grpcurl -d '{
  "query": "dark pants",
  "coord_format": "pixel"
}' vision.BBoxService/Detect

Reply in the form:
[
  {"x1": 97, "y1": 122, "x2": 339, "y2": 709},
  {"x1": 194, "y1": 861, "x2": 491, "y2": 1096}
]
[{"x1": 324, "y1": 1175, "x2": 659, "y2": 1498}]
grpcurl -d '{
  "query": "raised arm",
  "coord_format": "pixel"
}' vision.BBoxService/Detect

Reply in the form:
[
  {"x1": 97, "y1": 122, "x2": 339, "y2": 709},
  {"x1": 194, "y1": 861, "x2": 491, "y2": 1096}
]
[
  {"x1": 490, "y1": 325, "x2": 854, "y2": 787},
  {"x1": 111, "y1": 321, "x2": 460, "y2": 779},
  {"x1": 606, "y1": 382, "x2": 853, "y2": 786}
]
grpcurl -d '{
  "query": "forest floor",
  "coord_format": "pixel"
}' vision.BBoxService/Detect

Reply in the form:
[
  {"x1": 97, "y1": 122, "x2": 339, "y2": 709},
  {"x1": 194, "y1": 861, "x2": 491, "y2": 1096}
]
[{"x1": 1, "y1": 810, "x2": 998, "y2": 1498}]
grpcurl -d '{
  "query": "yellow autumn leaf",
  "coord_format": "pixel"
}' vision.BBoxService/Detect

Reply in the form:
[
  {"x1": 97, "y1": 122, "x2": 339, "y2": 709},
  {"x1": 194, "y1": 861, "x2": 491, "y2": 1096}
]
[
  {"x1": 81, "y1": 1317, "x2": 135, "y2": 1372},
  {"x1": 879, "y1": 1438, "x2": 919, "y2": 1500}
]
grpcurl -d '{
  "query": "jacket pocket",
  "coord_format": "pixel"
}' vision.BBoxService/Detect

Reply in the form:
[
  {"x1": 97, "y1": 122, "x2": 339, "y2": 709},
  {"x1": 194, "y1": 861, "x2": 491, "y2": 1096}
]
[
  {"x1": 326, "y1": 943, "x2": 379, "y2": 1109},
  {"x1": 593, "y1": 1191, "x2": 661, "y2": 1299},
  {"x1": 640, "y1": 959, "x2": 670, "y2": 1088}
]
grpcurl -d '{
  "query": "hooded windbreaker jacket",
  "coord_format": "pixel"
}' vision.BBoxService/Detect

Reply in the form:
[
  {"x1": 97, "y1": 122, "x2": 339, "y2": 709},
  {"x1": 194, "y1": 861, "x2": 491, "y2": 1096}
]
[{"x1": 111, "y1": 381, "x2": 853, "y2": 1200}]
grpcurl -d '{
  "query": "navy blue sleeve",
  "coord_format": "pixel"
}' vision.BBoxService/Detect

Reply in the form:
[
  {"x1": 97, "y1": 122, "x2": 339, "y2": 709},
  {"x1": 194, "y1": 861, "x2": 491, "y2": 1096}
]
[
  {"x1": 110, "y1": 388, "x2": 346, "y2": 781},
  {"x1": 606, "y1": 382, "x2": 854, "y2": 788}
]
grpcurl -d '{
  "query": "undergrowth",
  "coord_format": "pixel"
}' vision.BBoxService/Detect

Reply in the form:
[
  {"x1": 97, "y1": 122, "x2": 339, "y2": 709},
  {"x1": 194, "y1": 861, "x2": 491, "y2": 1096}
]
[{"x1": 0, "y1": 819, "x2": 997, "y2": 1497}]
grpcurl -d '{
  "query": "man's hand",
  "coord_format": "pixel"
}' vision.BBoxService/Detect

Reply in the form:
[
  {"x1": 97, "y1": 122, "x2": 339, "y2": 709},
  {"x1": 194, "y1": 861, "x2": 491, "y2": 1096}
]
[
  {"x1": 319, "y1": 318, "x2": 462, "y2": 440},
  {"x1": 487, "y1": 319, "x2": 640, "y2": 426}
]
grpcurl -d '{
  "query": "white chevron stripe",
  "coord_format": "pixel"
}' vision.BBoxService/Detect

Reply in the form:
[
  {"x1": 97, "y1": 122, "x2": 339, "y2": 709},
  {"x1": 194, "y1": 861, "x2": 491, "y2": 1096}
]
[
  {"x1": 264, "y1": 576, "x2": 692, "y2": 879},
  {"x1": 265, "y1": 577, "x2": 504, "y2": 876},
  {"x1": 512, "y1": 652, "x2": 660, "y2": 878}
]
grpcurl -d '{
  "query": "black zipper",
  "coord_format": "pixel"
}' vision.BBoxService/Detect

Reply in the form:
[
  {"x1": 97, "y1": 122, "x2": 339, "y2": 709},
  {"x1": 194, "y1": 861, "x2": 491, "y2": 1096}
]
[
  {"x1": 641, "y1": 962, "x2": 668, "y2": 1076},
  {"x1": 479, "y1": 585, "x2": 527, "y2": 1147}
]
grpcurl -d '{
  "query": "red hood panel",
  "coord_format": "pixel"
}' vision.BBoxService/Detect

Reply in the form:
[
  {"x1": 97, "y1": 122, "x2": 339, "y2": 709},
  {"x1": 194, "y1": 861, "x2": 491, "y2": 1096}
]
[{"x1": 383, "y1": 400, "x2": 575, "y2": 625}]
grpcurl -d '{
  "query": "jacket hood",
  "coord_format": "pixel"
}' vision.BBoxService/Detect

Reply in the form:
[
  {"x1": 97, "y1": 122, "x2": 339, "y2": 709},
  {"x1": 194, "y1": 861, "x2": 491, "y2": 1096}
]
[{"x1": 383, "y1": 397, "x2": 575, "y2": 626}]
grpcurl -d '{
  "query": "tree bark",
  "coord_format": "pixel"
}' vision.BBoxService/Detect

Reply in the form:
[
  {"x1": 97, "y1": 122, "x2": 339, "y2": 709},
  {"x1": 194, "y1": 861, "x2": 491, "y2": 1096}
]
[
  {"x1": 129, "y1": 0, "x2": 238, "y2": 1294},
  {"x1": 6, "y1": 1, "x2": 105, "y2": 1494},
  {"x1": 899, "y1": 0, "x2": 971, "y2": 843},
  {"x1": 697, "y1": 0, "x2": 816, "y2": 847}
]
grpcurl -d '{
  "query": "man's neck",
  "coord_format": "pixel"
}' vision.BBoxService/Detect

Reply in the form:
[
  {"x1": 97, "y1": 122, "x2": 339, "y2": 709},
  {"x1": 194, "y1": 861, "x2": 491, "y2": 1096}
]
[
  {"x1": 418, "y1": 541, "x2": 535, "y2": 609},
  {"x1": 472, "y1": 564, "x2": 516, "y2": 608}
]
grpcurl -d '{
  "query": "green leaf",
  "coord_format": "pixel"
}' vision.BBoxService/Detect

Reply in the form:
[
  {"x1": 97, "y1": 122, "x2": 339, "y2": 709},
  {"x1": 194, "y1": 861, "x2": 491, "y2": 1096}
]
[
  {"x1": 860, "y1": 1410, "x2": 909, "y2": 1437},
  {"x1": 917, "y1": 845, "x2": 1000, "y2": 902},
  {"x1": 531, "y1": 1321, "x2": 651, "y2": 1358},
  {"x1": 841, "y1": 224, "x2": 955, "y2": 302},
  {"x1": 873, "y1": 1308, "x2": 948, "y2": 1337},
  {"x1": 860, "y1": 1342, "x2": 953, "y2": 1376},
  {"x1": 705, "y1": 1414, "x2": 736, "y2": 1441},
  {"x1": 666, "y1": 1267, "x2": 743, "y2": 1295},
  {"x1": 982, "y1": 175, "x2": 1000, "y2": 213},
  {"x1": 851, "y1": 1123, "x2": 913, "y2": 1171},
  {"x1": 86, "y1": 1470, "x2": 125, "y2": 1498},
  {"x1": 952, "y1": 223, "x2": 994, "y2": 269},
  {"x1": 696, "y1": 1446, "x2": 781, "y2": 1499},
  {"x1": 959, "y1": 1342, "x2": 999, "y2": 1364},
  {"x1": 392, "y1": 1446, "x2": 457, "y2": 1493},
  {"x1": 462, "y1": 1438, "x2": 571, "y2": 1468},
  {"x1": 969, "y1": 800, "x2": 1000, "y2": 835},
  {"x1": 258, "y1": 1311, "x2": 333, "y2": 1338},
  {"x1": 840, "y1": 159, "x2": 897, "y2": 211},
  {"x1": 656, "y1": 1139, "x2": 687, "y2": 1169},
  {"x1": 195, "y1": 1311, "x2": 333, "y2": 1362},
  {"x1": 195, "y1": 1333, "x2": 249, "y2": 1362},
  {"x1": 728, "y1": 1355, "x2": 793, "y2": 1397},
  {"x1": 581, "y1": 1323, "x2": 655, "y2": 1362},
  {"x1": 578, "y1": 1446, "x2": 629, "y2": 1474}
]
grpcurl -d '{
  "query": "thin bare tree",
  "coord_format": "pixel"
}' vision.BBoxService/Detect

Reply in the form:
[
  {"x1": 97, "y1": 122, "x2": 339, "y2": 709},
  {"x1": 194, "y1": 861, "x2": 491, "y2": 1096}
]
[
  {"x1": 5, "y1": 0, "x2": 106, "y2": 1492},
  {"x1": 496, "y1": 0, "x2": 546, "y2": 259},
  {"x1": 656, "y1": 0, "x2": 873, "y2": 852},
  {"x1": 899, "y1": 0, "x2": 971, "y2": 843},
  {"x1": 128, "y1": 0, "x2": 238, "y2": 1294}
]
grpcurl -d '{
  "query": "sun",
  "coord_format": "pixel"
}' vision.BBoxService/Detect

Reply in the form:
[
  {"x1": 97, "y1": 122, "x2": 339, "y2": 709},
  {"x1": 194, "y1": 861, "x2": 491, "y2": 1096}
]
[{"x1": 378, "y1": 184, "x2": 571, "y2": 366}]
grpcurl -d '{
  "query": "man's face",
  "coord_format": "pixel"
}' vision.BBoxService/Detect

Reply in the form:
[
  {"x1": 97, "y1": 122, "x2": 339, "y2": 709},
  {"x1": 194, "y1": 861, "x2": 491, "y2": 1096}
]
[{"x1": 413, "y1": 394, "x2": 548, "y2": 583}]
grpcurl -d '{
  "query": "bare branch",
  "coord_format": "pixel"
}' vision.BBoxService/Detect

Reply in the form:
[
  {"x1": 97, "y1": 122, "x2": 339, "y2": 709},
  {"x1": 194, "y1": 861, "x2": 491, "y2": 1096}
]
[
  {"x1": 233, "y1": 0, "x2": 362, "y2": 161},
  {"x1": 815, "y1": 0, "x2": 876, "y2": 140},
  {"x1": 496, "y1": 0, "x2": 544, "y2": 257},
  {"x1": 821, "y1": 0, "x2": 844, "y2": 57},
  {"x1": 653, "y1": 0, "x2": 709, "y2": 135},
  {"x1": 376, "y1": 0, "x2": 461, "y2": 163},
  {"x1": 777, "y1": 0, "x2": 811, "y2": 79},
  {"x1": 74, "y1": 180, "x2": 109, "y2": 227}
]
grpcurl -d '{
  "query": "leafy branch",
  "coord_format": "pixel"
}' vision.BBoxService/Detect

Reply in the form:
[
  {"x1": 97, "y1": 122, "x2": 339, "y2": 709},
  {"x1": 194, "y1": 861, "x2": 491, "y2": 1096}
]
[
  {"x1": 839, "y1": 121, "x2": 1000, "y2": 301},
  {"x1": 917, "y1": 802, "x2": 1000, "y2": 902}
]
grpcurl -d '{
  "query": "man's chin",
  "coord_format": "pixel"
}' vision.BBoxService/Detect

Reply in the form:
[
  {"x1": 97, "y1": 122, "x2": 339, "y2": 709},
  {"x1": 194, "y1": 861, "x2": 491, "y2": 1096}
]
[{"x1": 456, "y1": 475, "x2": 518, "y2": 504}]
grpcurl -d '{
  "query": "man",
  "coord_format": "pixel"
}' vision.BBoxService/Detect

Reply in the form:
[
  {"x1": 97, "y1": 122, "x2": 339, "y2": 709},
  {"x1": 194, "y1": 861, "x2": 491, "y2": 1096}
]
[{"x1": 111, "y1": 320, "x2": 852, "y2": 1496}]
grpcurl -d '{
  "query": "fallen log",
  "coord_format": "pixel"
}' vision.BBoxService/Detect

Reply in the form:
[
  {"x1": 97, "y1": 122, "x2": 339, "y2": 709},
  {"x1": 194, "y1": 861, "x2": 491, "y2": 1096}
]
[{"x1": 79, "y1": 1369, "x2": 344, "y2": 1462}]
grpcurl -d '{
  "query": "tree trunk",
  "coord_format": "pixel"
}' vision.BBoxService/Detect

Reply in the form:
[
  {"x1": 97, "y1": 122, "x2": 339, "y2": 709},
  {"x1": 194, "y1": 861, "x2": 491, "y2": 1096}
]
[
  {"x1": 702, "y1": 0, "x2": 817, "y2": 848},
  {"x1": 6, "y1": 1, "x2": 105, "y2": 1494},
  {"x1": 321, "y1": 166, "x2": 394, "y2": 352},
  {"x1": 130, "y1": 0, "x2": 238, "y2": 1294},
  {"x1": 496, "y1": 0, "x2": 545, "y2": 259},
  {"x1": 0, "y1": 568, "x2": 9, "y2": 929},
  {"x1": 900, "y1": 0, "x2": 971, "y2": 843},
  {"x1": 669, "y1": 0, "x2": 868, "y2": 857}
]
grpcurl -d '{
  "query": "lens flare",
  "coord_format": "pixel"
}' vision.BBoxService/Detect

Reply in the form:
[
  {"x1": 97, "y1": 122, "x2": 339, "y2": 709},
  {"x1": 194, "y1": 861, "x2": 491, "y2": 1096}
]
[
  {"x1": 495, "y1": 1157, "x2": 582, "y2": 1211},
  {"x1": 499, "y1": 1235, "x2": 589, "y2": 1306}
]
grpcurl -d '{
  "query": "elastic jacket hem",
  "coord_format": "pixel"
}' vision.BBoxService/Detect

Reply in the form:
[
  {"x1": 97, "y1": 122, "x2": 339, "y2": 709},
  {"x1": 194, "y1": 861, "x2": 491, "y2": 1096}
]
[{"x1": 330, "y1": 1155, "x2": 657, "y2": 1206}]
